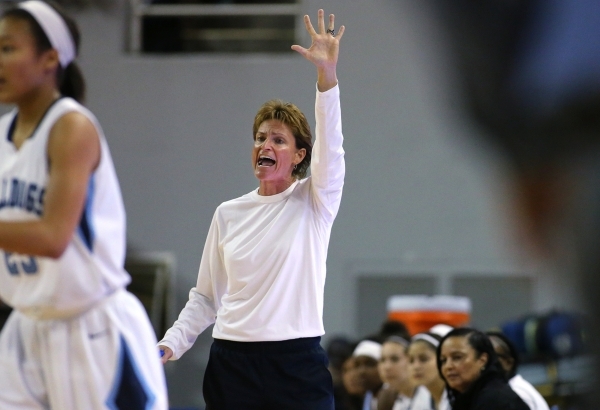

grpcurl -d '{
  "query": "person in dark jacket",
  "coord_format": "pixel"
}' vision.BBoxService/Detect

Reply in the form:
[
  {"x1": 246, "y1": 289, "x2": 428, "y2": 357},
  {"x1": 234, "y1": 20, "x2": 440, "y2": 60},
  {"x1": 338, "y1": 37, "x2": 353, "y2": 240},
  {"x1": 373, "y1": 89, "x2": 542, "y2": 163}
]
[
  {"x1": 437, "y1": 328, "x2": 529, "y2": 410},
  {"x1": 486, "y1": 331, "x2": 550, "y2": 410}
]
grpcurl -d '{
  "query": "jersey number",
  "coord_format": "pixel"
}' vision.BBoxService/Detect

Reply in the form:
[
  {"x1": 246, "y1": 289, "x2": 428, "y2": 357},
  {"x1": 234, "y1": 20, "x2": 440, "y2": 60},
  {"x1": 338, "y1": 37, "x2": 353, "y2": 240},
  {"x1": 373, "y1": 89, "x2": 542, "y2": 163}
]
[{"x1": 4, "y1": 252, "x2": 38, "y2": 276}]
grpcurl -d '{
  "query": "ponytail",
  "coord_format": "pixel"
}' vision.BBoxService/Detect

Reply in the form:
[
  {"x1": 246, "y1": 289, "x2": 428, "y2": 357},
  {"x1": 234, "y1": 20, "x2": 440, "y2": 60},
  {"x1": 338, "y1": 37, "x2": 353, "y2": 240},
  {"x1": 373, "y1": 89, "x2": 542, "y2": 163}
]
[
  {"x1": 51, "y1": 1, "x2": 86, "y2": 103},
  {"x1": 59, "y1": 61, "x2": 86, "y2": 103}
]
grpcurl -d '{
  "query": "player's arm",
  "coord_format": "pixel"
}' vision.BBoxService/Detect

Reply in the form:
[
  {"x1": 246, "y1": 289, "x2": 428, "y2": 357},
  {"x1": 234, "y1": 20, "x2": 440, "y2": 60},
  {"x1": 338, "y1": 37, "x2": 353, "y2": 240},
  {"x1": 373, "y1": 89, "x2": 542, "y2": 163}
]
[{"x1": 0, "y1": 112, "x2": 100, "y2": 257}]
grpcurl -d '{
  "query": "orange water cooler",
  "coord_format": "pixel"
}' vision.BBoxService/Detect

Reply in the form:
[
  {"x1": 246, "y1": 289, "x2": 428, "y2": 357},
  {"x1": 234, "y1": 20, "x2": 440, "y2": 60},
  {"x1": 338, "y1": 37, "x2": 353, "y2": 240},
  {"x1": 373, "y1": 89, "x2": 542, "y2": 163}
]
[{"x1": 387, "y1": 295, "x2": 472, "y2": 336}]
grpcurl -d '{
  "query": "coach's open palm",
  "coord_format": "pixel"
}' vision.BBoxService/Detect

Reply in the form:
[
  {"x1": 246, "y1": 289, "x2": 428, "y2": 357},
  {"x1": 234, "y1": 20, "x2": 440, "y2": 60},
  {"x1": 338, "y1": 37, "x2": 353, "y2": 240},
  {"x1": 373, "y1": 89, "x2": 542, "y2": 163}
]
[{"x1": 292, "y1": 9, "x2": 345, "y2": 92}]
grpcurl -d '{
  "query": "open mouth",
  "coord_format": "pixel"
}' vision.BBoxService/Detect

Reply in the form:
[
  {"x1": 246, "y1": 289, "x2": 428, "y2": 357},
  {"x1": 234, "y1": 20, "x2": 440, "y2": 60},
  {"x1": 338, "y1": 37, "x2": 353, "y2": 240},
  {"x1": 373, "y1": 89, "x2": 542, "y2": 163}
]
[{"x1": 257, "y1": 155, "x2": 275, "y2": 167}]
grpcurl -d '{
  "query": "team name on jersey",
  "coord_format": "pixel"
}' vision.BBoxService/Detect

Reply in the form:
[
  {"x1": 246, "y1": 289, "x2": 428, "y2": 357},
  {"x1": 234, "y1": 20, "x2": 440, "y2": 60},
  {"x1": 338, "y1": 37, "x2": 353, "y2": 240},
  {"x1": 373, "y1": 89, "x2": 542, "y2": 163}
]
[{"x1": 0, "y1": 178, "x2": 45, "y2": 215}]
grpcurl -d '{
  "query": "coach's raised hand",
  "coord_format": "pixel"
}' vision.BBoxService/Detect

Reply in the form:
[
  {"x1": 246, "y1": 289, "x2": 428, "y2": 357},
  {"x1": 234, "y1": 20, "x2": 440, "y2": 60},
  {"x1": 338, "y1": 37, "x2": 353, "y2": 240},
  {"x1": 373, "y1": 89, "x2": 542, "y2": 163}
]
[{"x1": 291, "y1": 9, "x2": 345, "y2": 92}]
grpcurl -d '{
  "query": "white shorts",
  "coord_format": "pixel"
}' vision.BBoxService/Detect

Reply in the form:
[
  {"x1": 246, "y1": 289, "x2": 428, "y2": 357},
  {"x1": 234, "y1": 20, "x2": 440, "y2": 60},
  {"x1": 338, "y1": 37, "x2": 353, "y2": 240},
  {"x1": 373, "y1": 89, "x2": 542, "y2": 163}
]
[{"x1": 0, "y1": 289, "x2": 168, "y2": 410}]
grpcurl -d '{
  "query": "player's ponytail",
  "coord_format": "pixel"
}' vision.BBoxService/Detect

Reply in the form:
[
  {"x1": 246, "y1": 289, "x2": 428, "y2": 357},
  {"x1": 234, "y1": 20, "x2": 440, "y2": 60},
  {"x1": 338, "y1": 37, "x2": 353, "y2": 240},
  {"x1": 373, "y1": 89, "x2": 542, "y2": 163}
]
[
  {"x1": 52, "y1": 2, "x2": 86, "y2": 103},
  {"x1": 59, "y1": 61, "x2": 86, "y2": 103}
]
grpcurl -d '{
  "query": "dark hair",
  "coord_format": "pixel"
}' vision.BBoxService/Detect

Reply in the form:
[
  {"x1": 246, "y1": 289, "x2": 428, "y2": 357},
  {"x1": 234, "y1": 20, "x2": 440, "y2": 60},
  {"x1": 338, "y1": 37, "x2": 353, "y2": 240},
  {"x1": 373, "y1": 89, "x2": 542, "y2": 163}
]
[
  {"x1": 437, "y1": 327, "x2": 506, "y2": 407},
  {"x1": 437, "y1": 327, "x2": 499, "y2": 371},
  {"x1": 253, "y1": 99, "x2": 312, "y2": 179},
  {"x1": 326, "y1": 336, "x2": 355, "y2": 370},
  {"x1": 486, "y1": 331, "x2": 520, "y2": 379},
  {"x1": 3, "y1": 1, "x2": 85, "y2": 102},
  {"x1": 379, "y1": 319, "x2": 411, "y2": 341}
]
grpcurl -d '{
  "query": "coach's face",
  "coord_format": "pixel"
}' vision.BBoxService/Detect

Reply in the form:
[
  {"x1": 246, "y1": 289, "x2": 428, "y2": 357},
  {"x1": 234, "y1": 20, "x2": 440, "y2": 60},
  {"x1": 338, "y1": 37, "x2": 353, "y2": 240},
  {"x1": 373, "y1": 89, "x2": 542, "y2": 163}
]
[{"x1": 253, "y1": 120, "x2": 305, "y2": 184}]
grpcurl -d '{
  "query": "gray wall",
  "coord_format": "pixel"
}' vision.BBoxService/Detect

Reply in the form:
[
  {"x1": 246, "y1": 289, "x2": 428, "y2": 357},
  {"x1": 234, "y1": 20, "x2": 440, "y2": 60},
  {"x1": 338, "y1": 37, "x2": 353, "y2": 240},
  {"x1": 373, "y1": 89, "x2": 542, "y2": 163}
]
[{"x1": 59, "y1": 1, "x2": 581, "y2": 407}]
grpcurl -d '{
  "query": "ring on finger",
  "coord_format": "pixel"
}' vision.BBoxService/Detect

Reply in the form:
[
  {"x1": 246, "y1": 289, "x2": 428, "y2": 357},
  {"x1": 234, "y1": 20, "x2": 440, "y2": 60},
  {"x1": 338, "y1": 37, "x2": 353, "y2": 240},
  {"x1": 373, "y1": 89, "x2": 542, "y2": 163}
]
[{"x1": 326, "y1": 28, "x2": 335, "y2": 36}]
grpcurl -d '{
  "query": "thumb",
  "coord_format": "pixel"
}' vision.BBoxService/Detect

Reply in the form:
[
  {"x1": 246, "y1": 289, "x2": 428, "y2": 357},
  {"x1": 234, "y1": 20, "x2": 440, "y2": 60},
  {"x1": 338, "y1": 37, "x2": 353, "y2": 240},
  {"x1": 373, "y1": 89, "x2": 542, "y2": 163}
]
[{"x1": 291, "y1": 45, "x2": 308, "y2": 57}]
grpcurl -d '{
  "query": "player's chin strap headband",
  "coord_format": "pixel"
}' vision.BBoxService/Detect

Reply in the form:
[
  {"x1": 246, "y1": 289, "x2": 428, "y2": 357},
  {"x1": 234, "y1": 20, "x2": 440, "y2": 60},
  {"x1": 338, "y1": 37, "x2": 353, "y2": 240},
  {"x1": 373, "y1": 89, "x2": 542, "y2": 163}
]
[{"x1": 18, "y1": 0, "x2": 75, "y2": 68}]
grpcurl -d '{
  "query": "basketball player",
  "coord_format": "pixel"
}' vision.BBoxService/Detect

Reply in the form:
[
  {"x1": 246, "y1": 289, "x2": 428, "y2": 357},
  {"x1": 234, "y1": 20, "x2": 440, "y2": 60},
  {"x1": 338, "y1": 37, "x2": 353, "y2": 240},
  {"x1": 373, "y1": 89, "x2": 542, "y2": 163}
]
[{"x1": 0, "y1": 1, "x2": 168, "y2": 409}]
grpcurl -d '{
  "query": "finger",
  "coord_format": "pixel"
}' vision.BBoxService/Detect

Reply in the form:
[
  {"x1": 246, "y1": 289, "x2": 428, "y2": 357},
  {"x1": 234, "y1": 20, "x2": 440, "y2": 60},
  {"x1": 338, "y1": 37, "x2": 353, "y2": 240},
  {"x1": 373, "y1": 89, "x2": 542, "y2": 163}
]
[
  {"x1": 326, "y1": 14, "x2": 335, "y2": 36},
  {"x1": 161, "y1": 350, "x2": 172, "y2": 364},
  {"x1": 317, "y1": 9, "x2": 325, "y2": 34},
  {"x1": 159, "y1": 347, "x2": 172, "y2": 364},
  {"x1": 336, "y1": 25, "x2": 346, "y2": 41},
  {"x1": 303, "y1": 14, "x2": 317, "y2": 37},
  {"x1": 291, "y1": 44, "x2": 308, "y2": 57}
]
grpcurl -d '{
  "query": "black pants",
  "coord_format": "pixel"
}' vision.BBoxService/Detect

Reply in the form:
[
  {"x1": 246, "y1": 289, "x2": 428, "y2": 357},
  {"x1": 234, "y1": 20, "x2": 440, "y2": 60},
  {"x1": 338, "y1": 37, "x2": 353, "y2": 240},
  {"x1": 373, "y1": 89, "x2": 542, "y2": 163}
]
[{"x1": 203, "y1": 337, "x2": 334, "y2": 410}]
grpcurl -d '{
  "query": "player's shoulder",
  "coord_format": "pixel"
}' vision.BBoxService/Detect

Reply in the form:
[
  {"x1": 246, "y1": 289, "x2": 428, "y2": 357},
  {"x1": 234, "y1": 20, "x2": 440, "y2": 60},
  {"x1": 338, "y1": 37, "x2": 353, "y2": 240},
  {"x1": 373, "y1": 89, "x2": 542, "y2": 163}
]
[
  {"x1": 48, "y1": 99, "x2": 99, "y2": 137},
  {"x1": 47, "y1": 100, "x2": 101, "y2": 162},
  {"x1": 52, "y1": 98, "x2": 95, "y2": 123}
]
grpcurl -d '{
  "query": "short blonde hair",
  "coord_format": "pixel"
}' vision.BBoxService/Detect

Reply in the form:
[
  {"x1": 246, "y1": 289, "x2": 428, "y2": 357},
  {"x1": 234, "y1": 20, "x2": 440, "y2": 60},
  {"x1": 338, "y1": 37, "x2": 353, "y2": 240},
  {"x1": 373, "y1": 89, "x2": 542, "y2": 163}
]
[{"x1": 253, "y1": 100, "x2": 312, "y2": 179}]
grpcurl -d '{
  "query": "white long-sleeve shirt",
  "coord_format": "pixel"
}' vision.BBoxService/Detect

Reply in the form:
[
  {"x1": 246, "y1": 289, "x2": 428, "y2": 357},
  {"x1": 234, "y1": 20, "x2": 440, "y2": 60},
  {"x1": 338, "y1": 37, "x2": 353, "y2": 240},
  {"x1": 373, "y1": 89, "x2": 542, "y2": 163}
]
[{"x1": 159, "y1": 85, "x2": 344, "y2": 359}]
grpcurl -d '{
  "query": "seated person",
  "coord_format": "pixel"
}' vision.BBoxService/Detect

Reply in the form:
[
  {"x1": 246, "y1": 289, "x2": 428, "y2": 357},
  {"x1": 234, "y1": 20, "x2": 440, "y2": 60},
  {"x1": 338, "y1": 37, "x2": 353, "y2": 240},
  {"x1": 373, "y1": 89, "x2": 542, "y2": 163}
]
[{"x1": 486, "y1": 331, "x2": 550, "y2": 410}]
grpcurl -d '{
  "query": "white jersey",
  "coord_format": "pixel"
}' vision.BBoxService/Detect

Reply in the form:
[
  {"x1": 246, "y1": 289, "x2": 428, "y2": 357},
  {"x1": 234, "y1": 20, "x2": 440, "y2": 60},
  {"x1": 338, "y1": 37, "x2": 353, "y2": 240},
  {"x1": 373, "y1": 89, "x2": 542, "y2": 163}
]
[
  {"x1": 409, "y1": 386, "x2": 450, "y2": 410},
  {"x1": 0, "y1": 289, "x2": 169, "y2": 410},
  {"x1": 0, "y1": 97, "x2": 130, "y2": 319},
  {"x1": 510, "y1": 374, "x2": 550, "y2": 410}
]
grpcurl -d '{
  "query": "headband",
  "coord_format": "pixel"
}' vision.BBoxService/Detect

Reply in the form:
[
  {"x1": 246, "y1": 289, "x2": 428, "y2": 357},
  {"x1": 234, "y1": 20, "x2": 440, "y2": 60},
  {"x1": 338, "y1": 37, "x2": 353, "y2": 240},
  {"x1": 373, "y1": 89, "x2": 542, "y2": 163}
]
[
  {"x1": 352, "y1": 340, "x2": 382, "y2": 361},
  {"x1": 412, "y1": 333, "x2": 441, "y2": 348},
  {"x1": 429, "y1": 324, "x2": 453, "y2": 338},
  {"x1": 18, "y1": 0, "x2": 75, "y2": 67},
  {"x1": 385, "y1": 335, "x2": 410, "y2": 347}
]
